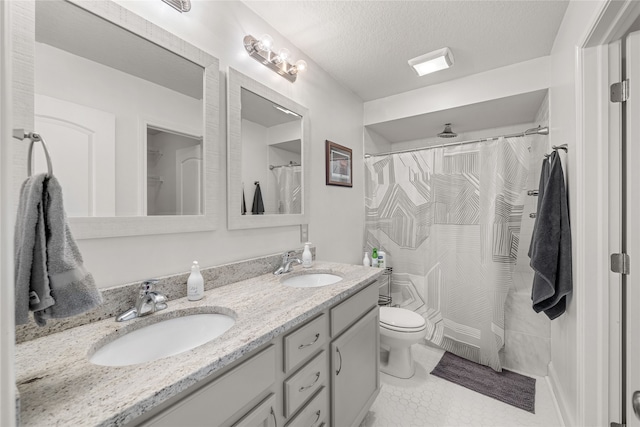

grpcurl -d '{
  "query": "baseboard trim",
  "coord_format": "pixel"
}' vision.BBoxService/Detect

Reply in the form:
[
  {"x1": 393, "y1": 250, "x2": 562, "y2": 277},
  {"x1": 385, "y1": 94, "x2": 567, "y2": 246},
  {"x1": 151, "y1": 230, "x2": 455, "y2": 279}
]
[{"x1": 548, "y1": 361, "x2": 572, "y2": 426}]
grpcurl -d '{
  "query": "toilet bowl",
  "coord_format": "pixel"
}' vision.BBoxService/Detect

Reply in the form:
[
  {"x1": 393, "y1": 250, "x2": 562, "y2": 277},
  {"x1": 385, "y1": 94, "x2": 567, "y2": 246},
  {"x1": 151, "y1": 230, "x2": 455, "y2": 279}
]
[{"x1": 379, "y1": 307, "x2": 427, "y2": 379}]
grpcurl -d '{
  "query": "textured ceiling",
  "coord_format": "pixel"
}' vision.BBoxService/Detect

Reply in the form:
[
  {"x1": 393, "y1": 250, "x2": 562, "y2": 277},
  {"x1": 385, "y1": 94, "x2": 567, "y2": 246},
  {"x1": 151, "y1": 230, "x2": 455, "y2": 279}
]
[{"x1": 243, "y1": 1, "x2": 569, "y2": 102}]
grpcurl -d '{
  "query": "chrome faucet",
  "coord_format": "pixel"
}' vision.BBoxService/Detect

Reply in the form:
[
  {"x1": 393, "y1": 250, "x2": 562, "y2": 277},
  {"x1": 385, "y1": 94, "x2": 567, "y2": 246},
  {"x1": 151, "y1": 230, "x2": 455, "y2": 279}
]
[
  {"x1": 116, "y1": 279, "x2": 168, "y2": 322},
  {"x1": 274, "y1": 251, "x2": 302, "y2": 275}
]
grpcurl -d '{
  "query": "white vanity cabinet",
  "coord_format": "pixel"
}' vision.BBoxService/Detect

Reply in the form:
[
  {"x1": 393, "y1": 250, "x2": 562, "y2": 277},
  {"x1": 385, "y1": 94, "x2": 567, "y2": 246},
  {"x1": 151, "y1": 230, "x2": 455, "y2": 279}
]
[
  {"x1": 329, "y1": 282, "x2": 380, "y2": 427},
  {"x1": 331, "y1": 308, "x2": 380, "y2": 426},
  {"x1": 133, "y1": 280, "x2": 379, "y2": 427},
  {"x1": 139, "y1": 345, "x2": 278, "y2": 427}
]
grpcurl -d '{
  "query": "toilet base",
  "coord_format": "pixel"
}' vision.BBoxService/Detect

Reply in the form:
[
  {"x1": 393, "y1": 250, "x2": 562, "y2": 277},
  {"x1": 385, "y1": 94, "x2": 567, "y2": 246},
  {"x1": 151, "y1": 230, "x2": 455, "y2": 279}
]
[{"x1": 380, "y1": 345, "x2": 415, "y2": 379}]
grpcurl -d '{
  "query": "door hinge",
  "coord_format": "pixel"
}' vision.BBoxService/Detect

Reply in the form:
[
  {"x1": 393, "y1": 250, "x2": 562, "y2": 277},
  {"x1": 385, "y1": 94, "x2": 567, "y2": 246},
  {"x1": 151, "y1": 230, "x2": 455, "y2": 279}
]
[
  {"x1": 611, "y1": 79, "x2": 629, "y2": 103},
  {"x1": 611, "y1": 253, "x2": 630, "y2": 274},
  {"x1": 610, "y1": 422, "x2": 625, "y2": 427}
]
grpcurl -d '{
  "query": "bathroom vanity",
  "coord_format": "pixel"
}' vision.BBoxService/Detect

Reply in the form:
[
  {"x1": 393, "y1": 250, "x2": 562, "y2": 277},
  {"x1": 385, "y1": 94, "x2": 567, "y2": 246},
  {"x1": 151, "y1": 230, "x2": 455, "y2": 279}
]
[{"x1": 14, "y1": 262, "x2": 382, "y2": 427}]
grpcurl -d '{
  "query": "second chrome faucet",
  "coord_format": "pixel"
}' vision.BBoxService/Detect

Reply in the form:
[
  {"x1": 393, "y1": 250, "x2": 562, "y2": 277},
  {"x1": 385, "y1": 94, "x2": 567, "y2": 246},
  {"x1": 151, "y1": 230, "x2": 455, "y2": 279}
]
[{"x1": 274, "y1": 251, "x2": 302, "y2": 275}]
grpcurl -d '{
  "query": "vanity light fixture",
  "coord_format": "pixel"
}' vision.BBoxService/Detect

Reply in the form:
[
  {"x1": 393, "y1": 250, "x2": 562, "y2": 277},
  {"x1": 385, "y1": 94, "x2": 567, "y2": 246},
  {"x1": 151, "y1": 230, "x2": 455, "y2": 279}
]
[
  {"x1": 408, "y1": 47, "x2": 454, "y2": 76},
  {"x1": 161, "y1": 0, "x2": 191, "y2": 13},
  {"x1": 243, "y1": 34, "x2": 307, "y2": 83}
]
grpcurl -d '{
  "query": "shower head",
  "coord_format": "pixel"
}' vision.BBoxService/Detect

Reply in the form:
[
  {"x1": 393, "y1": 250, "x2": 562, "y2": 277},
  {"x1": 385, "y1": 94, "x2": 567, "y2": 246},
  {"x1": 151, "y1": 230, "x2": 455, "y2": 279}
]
[{"x1": 437, "y1": 123, "x2": 458, "y2": 138}]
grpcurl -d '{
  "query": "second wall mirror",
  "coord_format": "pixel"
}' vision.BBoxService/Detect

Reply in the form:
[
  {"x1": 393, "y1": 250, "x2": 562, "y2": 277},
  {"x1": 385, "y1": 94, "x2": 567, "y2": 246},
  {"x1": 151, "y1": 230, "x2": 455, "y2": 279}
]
[{"x1": 227, "y1": 67, "x2": 309, "y2": 229}]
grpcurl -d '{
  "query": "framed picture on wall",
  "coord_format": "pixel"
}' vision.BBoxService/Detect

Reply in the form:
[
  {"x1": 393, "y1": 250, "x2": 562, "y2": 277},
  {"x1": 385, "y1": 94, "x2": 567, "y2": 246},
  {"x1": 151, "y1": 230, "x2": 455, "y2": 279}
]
[{"x1": 325, "y1": 140, "x2": 352, "y2": 187}]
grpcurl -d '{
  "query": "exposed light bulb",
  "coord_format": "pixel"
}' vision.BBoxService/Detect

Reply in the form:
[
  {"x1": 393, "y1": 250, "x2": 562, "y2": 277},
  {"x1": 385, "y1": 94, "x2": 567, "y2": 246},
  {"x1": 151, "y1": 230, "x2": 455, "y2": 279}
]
[
  {"x1": 291, "y1": 59, "x2": 307, "y2": 74},
  {"x1": 276, "y1": 48, "x2": 290, "y2": 63},
  {"x1": 257, "y1": 34, "x2": 273, "y2": 52}
]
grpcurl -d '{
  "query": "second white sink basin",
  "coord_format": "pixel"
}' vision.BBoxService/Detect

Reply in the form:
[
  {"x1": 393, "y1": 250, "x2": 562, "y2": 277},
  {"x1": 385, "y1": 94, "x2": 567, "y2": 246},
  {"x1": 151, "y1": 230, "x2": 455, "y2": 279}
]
[
  {"x1": 282, "y1": 273, "x2": 342, "y2": 288},
  {"x1": 90, "y1": 312, "x2": 235, "y2": 367}
]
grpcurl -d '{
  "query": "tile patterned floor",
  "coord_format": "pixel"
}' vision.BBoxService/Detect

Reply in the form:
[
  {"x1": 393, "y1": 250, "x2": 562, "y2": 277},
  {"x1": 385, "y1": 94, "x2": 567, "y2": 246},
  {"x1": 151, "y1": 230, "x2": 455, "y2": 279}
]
[{"x1": 361, "y1": 344, "x2": 563, "y2": 427}]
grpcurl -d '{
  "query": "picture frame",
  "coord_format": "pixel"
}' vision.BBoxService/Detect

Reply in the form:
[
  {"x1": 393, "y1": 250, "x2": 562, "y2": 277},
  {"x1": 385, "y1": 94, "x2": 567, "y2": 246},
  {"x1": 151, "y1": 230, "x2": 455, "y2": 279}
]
[{"x1": 325, "y1": 140, "x2": 352, "y2": 187}]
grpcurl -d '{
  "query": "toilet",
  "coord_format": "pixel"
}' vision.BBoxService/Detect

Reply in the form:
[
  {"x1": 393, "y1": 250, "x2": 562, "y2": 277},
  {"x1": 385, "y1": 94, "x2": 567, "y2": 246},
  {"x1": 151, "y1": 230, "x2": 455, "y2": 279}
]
[{"x1": 379, "y1": 306, "x2": 427, "y2": 379}]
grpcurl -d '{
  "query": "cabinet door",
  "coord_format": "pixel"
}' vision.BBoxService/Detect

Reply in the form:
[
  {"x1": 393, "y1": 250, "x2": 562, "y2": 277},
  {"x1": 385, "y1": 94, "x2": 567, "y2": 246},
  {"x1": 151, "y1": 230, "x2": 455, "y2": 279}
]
[
  {"x1": 233, "y1": 393, "x2": 276, "y2": 427},
  {"x1": 331, "y1": 307, "x2": 380, "y2": 427}
]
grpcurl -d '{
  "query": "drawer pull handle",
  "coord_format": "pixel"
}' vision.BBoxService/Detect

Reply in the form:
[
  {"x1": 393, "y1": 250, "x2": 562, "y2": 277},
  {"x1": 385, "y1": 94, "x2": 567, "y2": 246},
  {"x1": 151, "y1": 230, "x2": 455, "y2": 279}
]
[
  {"x1": 270, "y1": 407, "x2": 277, "y2": 427},
  {"x1": 298, "y1": 333, "x2": 320, "y2": 349},
  {"x1": 299, "y1": 372, "x2": 321, "y2": 392},
  {"x1": 336, "y1": 347, "x2": 342, "y2": 375},
  {"x1": 312, "y1": 409, "x2": 321, "y2": 426}
]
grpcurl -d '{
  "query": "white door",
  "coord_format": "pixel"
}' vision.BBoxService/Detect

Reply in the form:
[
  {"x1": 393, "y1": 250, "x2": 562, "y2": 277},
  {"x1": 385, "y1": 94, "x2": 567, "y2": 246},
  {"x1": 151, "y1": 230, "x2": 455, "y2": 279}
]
[
  {"x1": 175, "y1": 144, "x2": 202, "y2": 215},
  {"x1": 625, "y1": 30, "x2": 640, "y2": 427},
  {"x1": 34, "y1": 94, "x2": 116, "y2": 217}
]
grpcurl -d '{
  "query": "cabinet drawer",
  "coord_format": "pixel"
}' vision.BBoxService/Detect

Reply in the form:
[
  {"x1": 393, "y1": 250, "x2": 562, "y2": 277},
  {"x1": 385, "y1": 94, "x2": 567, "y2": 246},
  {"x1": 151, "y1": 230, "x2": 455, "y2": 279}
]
[
  {"x1": 283, "y1": 313, "x2": 328, "y2": 373},
  {"x1": 146, "y1": 345, "x2": 276, "y2": 427},
  {"x1": 330, "y1": 282, "x2": 377, "y2": 337},
  {"x1": 285, "y1": 387, "x2": 327, "y2": 427},
  {"x1": 233, "y1": 393, "x2": 276, "y2": 427},
  {"x1": 283, "y1": 351, "x2": 327, "y2": 418}
]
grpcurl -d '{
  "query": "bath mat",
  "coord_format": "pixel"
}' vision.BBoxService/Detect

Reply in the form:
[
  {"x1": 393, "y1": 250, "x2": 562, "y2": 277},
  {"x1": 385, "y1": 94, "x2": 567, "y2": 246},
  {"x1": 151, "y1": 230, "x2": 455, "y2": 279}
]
[{"x1": 430, "y1": 351, "x2": 536, "y2": 413}]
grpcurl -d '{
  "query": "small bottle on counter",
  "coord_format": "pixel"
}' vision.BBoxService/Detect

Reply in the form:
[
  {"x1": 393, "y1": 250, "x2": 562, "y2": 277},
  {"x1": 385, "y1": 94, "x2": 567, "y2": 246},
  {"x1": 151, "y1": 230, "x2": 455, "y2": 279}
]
[
  {"x1": 363, "y1": 251, "x2": 370, "y2": 267},
  {"x1": 378, "y1": 251, "x2": 386, "y2": 269},
  {"x1": 187, "y1": 261, "x2": 204, "y2": 301},
  {"x1": 302, "y1": 242, "x2": 313, "y2": 268},
  {"x1": 371, "y1": 248, "x2": 379, "y2": 268}
]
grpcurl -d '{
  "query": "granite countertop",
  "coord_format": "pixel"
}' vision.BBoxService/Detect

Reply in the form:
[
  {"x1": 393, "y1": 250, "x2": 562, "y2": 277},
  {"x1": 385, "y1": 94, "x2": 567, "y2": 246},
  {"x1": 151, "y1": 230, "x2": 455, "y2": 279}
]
[{"x1": 15, "y1": 262, "x2": 382, "y2": 426}]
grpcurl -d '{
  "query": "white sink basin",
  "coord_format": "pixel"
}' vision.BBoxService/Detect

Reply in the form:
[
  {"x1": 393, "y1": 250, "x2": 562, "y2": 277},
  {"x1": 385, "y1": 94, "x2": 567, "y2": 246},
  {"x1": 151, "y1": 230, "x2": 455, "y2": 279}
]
[
  {"x1": 90, "y1": 313, "x2": 235, "y2": 367},
  {"x1": 282, "y1": 273, "x2": 342, "y2": 288}
]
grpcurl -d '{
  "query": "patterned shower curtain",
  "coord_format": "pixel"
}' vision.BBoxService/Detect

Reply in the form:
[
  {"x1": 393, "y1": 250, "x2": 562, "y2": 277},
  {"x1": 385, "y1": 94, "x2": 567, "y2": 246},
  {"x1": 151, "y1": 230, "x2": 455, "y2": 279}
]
[
  {"x1": 272, "y1": 166, "x2": 302, "y2": 214},
  {"x1": 364, "y1": 138, "x2": 529, "y2": 371}
]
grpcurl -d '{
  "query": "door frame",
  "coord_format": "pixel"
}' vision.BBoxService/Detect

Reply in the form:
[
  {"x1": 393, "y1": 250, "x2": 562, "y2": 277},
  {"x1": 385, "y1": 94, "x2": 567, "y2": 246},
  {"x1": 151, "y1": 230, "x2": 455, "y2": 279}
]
[
  {"x1": 579, "y1": 1, "x2": 640, "y2": 425},
  {"x1": 0, "y1": 0, "x2": 16, "y2": 425}
]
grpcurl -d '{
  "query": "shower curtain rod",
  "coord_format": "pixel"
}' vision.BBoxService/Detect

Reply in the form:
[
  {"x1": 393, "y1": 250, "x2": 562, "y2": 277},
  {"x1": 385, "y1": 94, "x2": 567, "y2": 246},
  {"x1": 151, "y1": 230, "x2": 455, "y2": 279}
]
[
  {"x1": 364, "y1": 125, "x2": 549, "y2": 158},
  {"x1": 269, "y1": 162, "x2": 301, "y2": 170}
]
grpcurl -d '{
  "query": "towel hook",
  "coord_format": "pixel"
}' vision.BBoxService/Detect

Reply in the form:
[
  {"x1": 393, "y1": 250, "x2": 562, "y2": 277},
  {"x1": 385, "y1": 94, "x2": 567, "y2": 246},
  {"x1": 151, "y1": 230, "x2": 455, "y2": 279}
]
[{"x1": 13, "y1": 129, "x2": 53, "y2": 177}]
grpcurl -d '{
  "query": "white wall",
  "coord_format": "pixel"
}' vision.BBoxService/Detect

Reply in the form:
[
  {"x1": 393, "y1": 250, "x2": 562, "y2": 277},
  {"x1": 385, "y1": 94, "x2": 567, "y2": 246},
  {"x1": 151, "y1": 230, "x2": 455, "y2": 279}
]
[
  {"x1": 546, "y1": 1, "x2": 609, "y2": 425},
  {"x1": 35, "y1": 42, "x2": 202, "y2": 216},
  {"x1": 70, "y1": 0, "x2": 364, "y2": 288}
]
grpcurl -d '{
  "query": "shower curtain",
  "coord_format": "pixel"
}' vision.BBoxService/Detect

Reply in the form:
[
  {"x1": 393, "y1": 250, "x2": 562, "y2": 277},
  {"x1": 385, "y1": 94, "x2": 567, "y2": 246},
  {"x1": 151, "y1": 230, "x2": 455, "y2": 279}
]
[
  {"x1": 364, "y1": 138, "x2": 528, "y2": 371},
  {"x1": 272, "y1": 166, "x2": 302, "y2": 214}
]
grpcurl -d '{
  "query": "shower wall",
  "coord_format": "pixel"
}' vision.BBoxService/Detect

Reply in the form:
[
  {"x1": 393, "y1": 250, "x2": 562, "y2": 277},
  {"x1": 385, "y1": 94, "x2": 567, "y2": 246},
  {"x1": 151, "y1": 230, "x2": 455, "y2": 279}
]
[{"x1": 501, "y1": 92, "x2": 551, "y2": 376}]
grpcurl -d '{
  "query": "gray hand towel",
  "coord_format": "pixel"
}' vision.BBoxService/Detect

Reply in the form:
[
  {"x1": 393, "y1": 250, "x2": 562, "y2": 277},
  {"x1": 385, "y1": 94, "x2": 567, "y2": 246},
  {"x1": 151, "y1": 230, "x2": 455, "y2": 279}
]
[
  {"x1": 529, "y1": 151, "x2": 572, "y2": 320},
  {"x1": 36, "y1": 176, "x2": 102, "y2": 325},
  {"x1": 14, "y1": 174, "x2": 102, "y2": 326},
  {"x1": 15, "y1": 174, "x2": 55, "y2": 325}
]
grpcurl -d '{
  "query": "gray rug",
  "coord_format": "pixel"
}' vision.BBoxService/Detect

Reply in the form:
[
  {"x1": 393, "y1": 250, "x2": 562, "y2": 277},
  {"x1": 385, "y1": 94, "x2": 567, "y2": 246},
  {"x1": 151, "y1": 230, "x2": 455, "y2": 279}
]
[{"x1": 430, "y1": 352, "x2": 536, "y2": 413}]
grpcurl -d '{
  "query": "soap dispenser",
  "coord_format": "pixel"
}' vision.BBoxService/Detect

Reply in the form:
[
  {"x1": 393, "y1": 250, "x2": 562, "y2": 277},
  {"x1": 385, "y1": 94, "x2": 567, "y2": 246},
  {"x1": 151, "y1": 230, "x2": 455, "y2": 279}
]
[
  {"x1": 302, "y1": 242, "x2": 313, "y2": 268},
  {"x1": 363, "y1": 251, "x2": 371, "y2": 267},
  {"x1": 187, "y1": 261, "x2": 204, "y2": 301},
  {"x1": 371, "y1": 248, "x2": 379, "y2": 268}
]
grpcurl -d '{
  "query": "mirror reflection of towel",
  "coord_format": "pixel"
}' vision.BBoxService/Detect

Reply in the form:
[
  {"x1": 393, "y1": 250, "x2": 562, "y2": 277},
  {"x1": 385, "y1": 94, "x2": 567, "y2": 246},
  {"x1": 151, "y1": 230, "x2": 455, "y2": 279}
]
[
  {"x1": 241, "y1": 187, "x2": 247, "y2": 215},
  {"x1": 252, "y1": 182, "x2": 264, "y2": 215}
]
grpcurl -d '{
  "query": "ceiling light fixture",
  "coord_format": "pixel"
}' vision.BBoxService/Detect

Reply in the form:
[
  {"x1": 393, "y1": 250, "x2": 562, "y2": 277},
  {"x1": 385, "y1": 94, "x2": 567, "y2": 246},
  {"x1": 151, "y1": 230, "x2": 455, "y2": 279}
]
[
  {"x1": 408, "y1": 47, "x2": 454, "y2": 77},
  {"x1": 243, "y1": 34, "x2": 308, "y2": 83},
  {"x1": 161, "y1": 0, "x2": 191, "y2": 13}
]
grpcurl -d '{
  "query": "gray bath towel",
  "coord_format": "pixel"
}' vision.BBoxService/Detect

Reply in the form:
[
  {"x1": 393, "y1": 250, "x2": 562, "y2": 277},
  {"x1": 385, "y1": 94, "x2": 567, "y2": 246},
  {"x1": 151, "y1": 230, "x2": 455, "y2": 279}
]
[
  {"x1": 529, "y1": 152, "x2": 572, "y2": 320},
  {"x1": 15, "y1": 174, "x2": 102, "y2": 326}
]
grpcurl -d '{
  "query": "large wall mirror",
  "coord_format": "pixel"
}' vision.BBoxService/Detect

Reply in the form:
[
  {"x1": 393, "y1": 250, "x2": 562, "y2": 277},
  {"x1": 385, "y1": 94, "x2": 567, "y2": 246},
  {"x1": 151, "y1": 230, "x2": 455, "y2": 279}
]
[
  {"x1": 13, "y1": 0, "x2": 219, "y2": 238},
  {"x1": 227, "y1": 68, "x2": 310, "y2": 229}
]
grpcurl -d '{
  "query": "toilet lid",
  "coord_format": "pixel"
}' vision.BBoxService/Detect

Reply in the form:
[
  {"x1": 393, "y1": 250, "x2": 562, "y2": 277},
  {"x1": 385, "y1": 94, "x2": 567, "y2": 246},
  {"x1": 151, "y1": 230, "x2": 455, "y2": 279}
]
[{"x1": 380, "y1": 307, "x2": 426, "y2": 332}]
